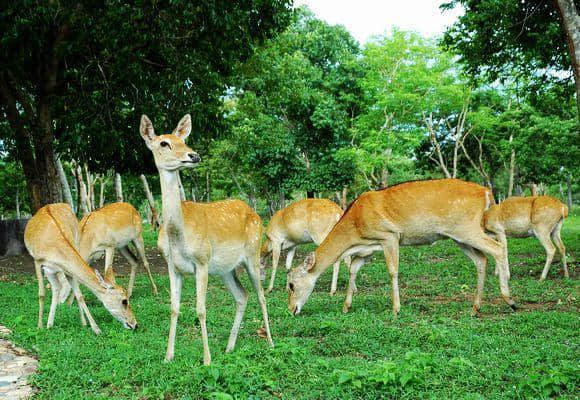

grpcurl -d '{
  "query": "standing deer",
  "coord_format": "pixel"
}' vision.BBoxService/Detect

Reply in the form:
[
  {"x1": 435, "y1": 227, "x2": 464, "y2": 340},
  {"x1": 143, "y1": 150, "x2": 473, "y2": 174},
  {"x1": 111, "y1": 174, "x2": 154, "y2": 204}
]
[
  {"x1": 484, "y1": 195, "x2": 569, "y2": 280},
  {"x1": 79, "y1": 202, "x2": 158, "y2": 297},
  {"x1": 24, "y1": 203, "x2": 137, "y2": 334},
  {"x1": 288, "y1": 179, "x2": 516, "y2": 317},
  {"x1": 140, "y1": 114, "x2": 273, "y2": 364},
  {"x1": 262, "y1": 198, "x2": 351, "y2": 294}
]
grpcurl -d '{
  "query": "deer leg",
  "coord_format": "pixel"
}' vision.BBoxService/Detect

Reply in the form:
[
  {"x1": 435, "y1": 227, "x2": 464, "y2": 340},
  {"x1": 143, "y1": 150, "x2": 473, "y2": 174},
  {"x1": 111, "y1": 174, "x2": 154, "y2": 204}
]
[
  {"x1": 455, "y1": 242, "x2": 487, "y2": 315},
  {"x1": 56, "y1": 271, "x2": 72, "y2": 304},
  {"x1": 493, "y1": 232, "x2": 509, "y2": 279},
  {"x1": 45, "y1": 272, "x2": 61, "y2": 329},
  {"x1": 165, "y1": 260, "x2": 183, "y2": 362},
  {"x1": 266, "y1": 241, "x2": 282, "y2": 294},
  {"x1": 222, "y1": 270, "x2": 248, "y2": 353},
  {"x1": 195, "y1": 263, "x2": 211, "y2": 365},
  {"x1": 69, "y1": 277, "x2": 101, "y2": 334},
  {"x1": 119, "y1": 246, "x2": 139, "y2": 298},
  {"x1": 342, "y1": 257, "x2": 365, "y2": 313},
  {"x1": 381, "y1": 235, "x2": 401, "y2": 317},
  {"x1": 330, "y1": 261, "x2": 340, "y2": 296},
  {"x1": 345, "y1": 256, "x2": 356, "y2": 293},
  {"x1": 463, "y1": 232, "x2": 516, "y2": 310},
  {"x1": 104, "y1": 247, "x2": 116, "y2": 284},
  {"x1": 284, "y1": 246, "x2": 296, "y2": 291},
  {"x1": 34, "y1": 261, "x2": 45, "y2": 329},
  {"x1": 551, "y1": 220, "x2": 568, "y2": 278},
  {"x1": 246, "y1": 255, "x2": 274, "y2": 348},
  {"x1": 134, "y1": 236, "x2": 158, "y2": 295},
  {"x1": 535, "y1": 227, "x2": 556, "y2": 281}
]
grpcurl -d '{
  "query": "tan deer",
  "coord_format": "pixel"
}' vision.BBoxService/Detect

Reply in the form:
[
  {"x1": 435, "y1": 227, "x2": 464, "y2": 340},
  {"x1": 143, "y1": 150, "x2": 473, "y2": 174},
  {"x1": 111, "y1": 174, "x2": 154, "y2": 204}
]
[
  {"x1": 262, "y1": 198, "x2": 351, "y2": 294},
  {"x1": 484, "y1": 195, "x2": 569, "y2": 281},
  {"x1": 24, "y1": 203, "x2": 138, "y2": 334},
  {"x1": 140, "y1": 114, "x2": 273, "y2": 365},
  {"x1": 288, "y1": 179, "x2": 516, "y2": 317},
  {"x1": 78, "y1": 202, "x2": 158, "y2": 297}
]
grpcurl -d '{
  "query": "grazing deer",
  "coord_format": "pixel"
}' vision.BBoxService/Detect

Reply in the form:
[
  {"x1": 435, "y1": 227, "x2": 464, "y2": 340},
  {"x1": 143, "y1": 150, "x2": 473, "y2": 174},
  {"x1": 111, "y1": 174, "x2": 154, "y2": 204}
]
[
  {"x1": 288, "y1": 179, "x2": 516, "y2": 316},
  {"x1": 79, "y1": 202, "x2": 158, "y2": 297},
  {"x1": 484, "y1": 195, "x2": 569, "y2": 281},
  {"x1": 24, "y1": 203, "x2": 137, "y2": 334},
  {"x1": 140, "y1": 114, "x2": 273, "y2": 364},
  {"x1": 262, "y1": 198, "x2": 351, "y2": 294}
]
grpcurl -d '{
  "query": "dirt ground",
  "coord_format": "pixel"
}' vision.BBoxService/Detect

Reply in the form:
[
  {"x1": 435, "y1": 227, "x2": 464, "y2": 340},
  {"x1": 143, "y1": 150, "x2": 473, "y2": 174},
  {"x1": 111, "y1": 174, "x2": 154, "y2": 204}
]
[{"x1": 0, "y1": 248, "x2": 169, "y2": 277}]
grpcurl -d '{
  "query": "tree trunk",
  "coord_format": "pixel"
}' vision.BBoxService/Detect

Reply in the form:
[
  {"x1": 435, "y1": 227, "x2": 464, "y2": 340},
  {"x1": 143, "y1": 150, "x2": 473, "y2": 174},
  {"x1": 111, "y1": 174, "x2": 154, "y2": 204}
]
[
  {"x1": 99, "y1": 176, "x2": 106, "y2": 208},
  {"x1": 530, "y1": 183, "x2": 538, "y2": 196},
  {"x1": 567, "y1": 174, "x2": 573, "y2": 209},
  {"x1": 341, "y1": 186, "x2": 348, "y2": 210},
  {"x1": 56, "y1": 157, "x2": 75, "y2": 212},
  {"x1": 140, "y1": 174, "x2": 160, "y2": 229},
  {"x1": 115, "y1": 173, "x2": 123, "y2": 202},
  {"x1": 380, "y1": 168, "x2": 388, "y2": 189},
  {"x1": 74, "y1": 165, "x2": 90, "y2": 217},
  {"x1": 84, "y1": 164, "x2": 95, "y2": 211},
  {"x1": 15, "y1": 189, "x2": 20, "y2": 219},
  {"x1": 507, "y1": 134, "x2": 515, "y2": 197},
  {"x1": 206, "y1": 171, "x2": 211, "y2": 202},
  {"x1": 554, "y1": 0, "x2": 580, "y2": 117}
]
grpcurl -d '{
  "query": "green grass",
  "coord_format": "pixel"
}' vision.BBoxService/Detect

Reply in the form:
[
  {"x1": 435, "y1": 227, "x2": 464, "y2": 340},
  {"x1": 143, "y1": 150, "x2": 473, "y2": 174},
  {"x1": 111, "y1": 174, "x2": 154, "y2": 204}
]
[{"x1": 1, "y1": 216, "x2": 578, "y2": 399}]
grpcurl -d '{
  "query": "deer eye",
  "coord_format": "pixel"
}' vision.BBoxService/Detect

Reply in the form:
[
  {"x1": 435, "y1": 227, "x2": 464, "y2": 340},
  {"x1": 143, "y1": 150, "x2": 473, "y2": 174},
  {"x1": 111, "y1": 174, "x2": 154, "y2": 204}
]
[
  {"x1": 122, "y1": 299, "x2": 128, "y2": 306},
  {"x1": 160, "y1": 141, "x2": 170, "y2": 148}
]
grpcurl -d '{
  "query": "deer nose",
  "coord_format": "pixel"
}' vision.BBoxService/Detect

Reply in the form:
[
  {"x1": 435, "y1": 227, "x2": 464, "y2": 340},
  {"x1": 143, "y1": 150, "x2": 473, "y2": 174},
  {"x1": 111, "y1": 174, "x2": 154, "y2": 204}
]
[{"x1": 188, "y1": 153, "x2": 200, "y2": 163}]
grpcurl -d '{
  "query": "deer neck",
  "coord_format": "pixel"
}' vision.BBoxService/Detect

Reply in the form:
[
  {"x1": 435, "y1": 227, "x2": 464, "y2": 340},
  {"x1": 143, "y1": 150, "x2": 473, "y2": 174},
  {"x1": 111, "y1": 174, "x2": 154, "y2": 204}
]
[
  {"x1": 310, "y1": 220, "x2": 356, "y2": 278},
  {"x1": 158, "y1": 169, "x2": 186, "y2": 242},
  {"x1": 64, "y1": 251, "x2": 108, "y2": 296}
]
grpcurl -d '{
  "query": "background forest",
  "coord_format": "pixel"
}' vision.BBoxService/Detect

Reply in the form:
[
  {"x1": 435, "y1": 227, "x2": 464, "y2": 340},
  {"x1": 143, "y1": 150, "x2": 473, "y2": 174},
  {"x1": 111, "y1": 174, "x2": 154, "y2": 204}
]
[{"x1": 0, "y1": 1, "x2": 578, "y2": 219}]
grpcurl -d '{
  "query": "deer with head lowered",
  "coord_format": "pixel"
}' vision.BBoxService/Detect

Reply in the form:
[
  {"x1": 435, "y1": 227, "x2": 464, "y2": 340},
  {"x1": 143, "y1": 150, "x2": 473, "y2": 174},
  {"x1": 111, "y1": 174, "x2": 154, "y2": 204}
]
[
  {"x1": 78, "y1": 202, "x2": 158, "y2": 297},
  {"x1": 262, "y1": 198, "x2": 351, "y2": 294},
  {"x1": 24, "y1": 203, "x2": 138, "y2": 334},
  {"x1": 140, "y1": 114, "x2": 273, "y2": 365},
  {"x1": 484, "y1": 195, "x2": 569, "y2": 281},
  {"x1": 287, "y1": 179, "x2": 517, "y2": 317}
]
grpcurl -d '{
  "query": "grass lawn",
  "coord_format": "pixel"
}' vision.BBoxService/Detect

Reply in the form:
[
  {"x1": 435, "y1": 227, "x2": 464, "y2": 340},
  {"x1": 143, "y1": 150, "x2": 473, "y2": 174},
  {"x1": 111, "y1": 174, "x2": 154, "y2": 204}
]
[{"x1": 0, "y1": 214, "x2": 578, "y2": 399}]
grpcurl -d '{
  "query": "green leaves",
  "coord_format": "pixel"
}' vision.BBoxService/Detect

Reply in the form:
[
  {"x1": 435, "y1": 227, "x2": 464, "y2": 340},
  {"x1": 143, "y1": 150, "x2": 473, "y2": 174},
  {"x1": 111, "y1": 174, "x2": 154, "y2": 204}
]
[{"x1": 335, "y1": 351, "x2": 435, "y2": 392}]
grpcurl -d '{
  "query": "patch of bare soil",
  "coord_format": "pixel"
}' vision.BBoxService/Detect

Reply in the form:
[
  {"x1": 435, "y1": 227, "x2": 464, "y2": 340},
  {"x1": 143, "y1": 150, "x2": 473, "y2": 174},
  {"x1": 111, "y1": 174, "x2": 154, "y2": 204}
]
[{"x1": 0, "y1": 248, "x2": 170, "y2": 277}]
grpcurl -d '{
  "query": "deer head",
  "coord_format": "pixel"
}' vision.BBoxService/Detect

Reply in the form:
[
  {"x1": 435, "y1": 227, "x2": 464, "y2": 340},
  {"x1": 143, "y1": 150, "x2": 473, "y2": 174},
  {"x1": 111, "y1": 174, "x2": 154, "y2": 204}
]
[
  {"x1": 287, "y1": 252, "x2": 318, "y2": 315},
  {"x1": 140, "y1": 114, "x2": 201, "y2": 171},
  {"x1": 94, "y1": 270, "x2": 138, "y2": 329}
]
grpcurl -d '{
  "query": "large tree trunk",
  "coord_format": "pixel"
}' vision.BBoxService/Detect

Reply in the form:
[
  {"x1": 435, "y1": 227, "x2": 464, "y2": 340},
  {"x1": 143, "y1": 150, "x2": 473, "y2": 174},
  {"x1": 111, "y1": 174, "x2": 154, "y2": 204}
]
[
  {"x1": 555, "y1": 0, "x2": 580, "y2": 117},
  {"x1": 56, "y1": 157, "x2": 75, "y2": 212}
]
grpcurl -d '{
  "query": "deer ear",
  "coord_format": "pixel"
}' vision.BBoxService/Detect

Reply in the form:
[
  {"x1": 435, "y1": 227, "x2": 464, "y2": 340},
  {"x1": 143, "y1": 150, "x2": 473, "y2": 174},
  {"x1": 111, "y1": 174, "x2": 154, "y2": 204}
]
[
  {"x1": 94, "y1": 269, "x2": 113, "y2": 290},
  {"x1": 173, "y1": 114, "x2": 191, "y2": 140},
  {"x1": 140, "y1": 115, "x2": 156, "y2": 149},
  {"x1": 304, "y1": 253, "x2": 316, "y2": 271}
]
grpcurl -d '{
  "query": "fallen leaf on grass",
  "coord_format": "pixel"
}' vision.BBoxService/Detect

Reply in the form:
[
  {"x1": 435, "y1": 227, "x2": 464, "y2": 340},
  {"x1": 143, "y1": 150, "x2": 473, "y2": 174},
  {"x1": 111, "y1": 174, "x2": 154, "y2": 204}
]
[{"x1": 257, "y1": 327, "x2": 268, "y2": 339}]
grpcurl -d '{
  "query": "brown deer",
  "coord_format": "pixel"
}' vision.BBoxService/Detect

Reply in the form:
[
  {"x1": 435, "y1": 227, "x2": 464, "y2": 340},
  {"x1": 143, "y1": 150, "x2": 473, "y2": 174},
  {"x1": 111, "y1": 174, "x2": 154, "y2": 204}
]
[
  {"x1": 24, "y1": 203, "x2": 137, "y2": 334},
  {"x1": 288, "y1": 179, "x2": 516, "y2": 317},
  {"x1": 262, "y1": 198, "x2": 351, "y2": 294},
  {"x1": 140, "y1": 114, "x2": 273, "y2": 365},
  {"x1": 484, "y1": 195, "x2": 569, "y2": 280},
  {"x1": 79, "y1": 202, "x2": 158, "y2": 297}
]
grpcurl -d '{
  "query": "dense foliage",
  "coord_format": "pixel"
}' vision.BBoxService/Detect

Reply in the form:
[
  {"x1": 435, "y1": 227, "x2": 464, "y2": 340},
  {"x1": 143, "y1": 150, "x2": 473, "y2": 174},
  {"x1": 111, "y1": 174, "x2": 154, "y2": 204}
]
[
  {"x1": 0, "y1": 4, "x2": 577, "y2": 216},
  {"x1": 0, "y1": 0, "x2": 293, "y2": 209}
]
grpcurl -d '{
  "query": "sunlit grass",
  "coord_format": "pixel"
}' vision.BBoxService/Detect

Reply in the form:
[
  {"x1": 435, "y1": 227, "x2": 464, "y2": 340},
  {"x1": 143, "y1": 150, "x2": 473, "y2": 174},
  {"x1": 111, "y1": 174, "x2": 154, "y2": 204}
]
[{"x1": 0, "y1": 216, "x2": 578, "y2": 399}]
